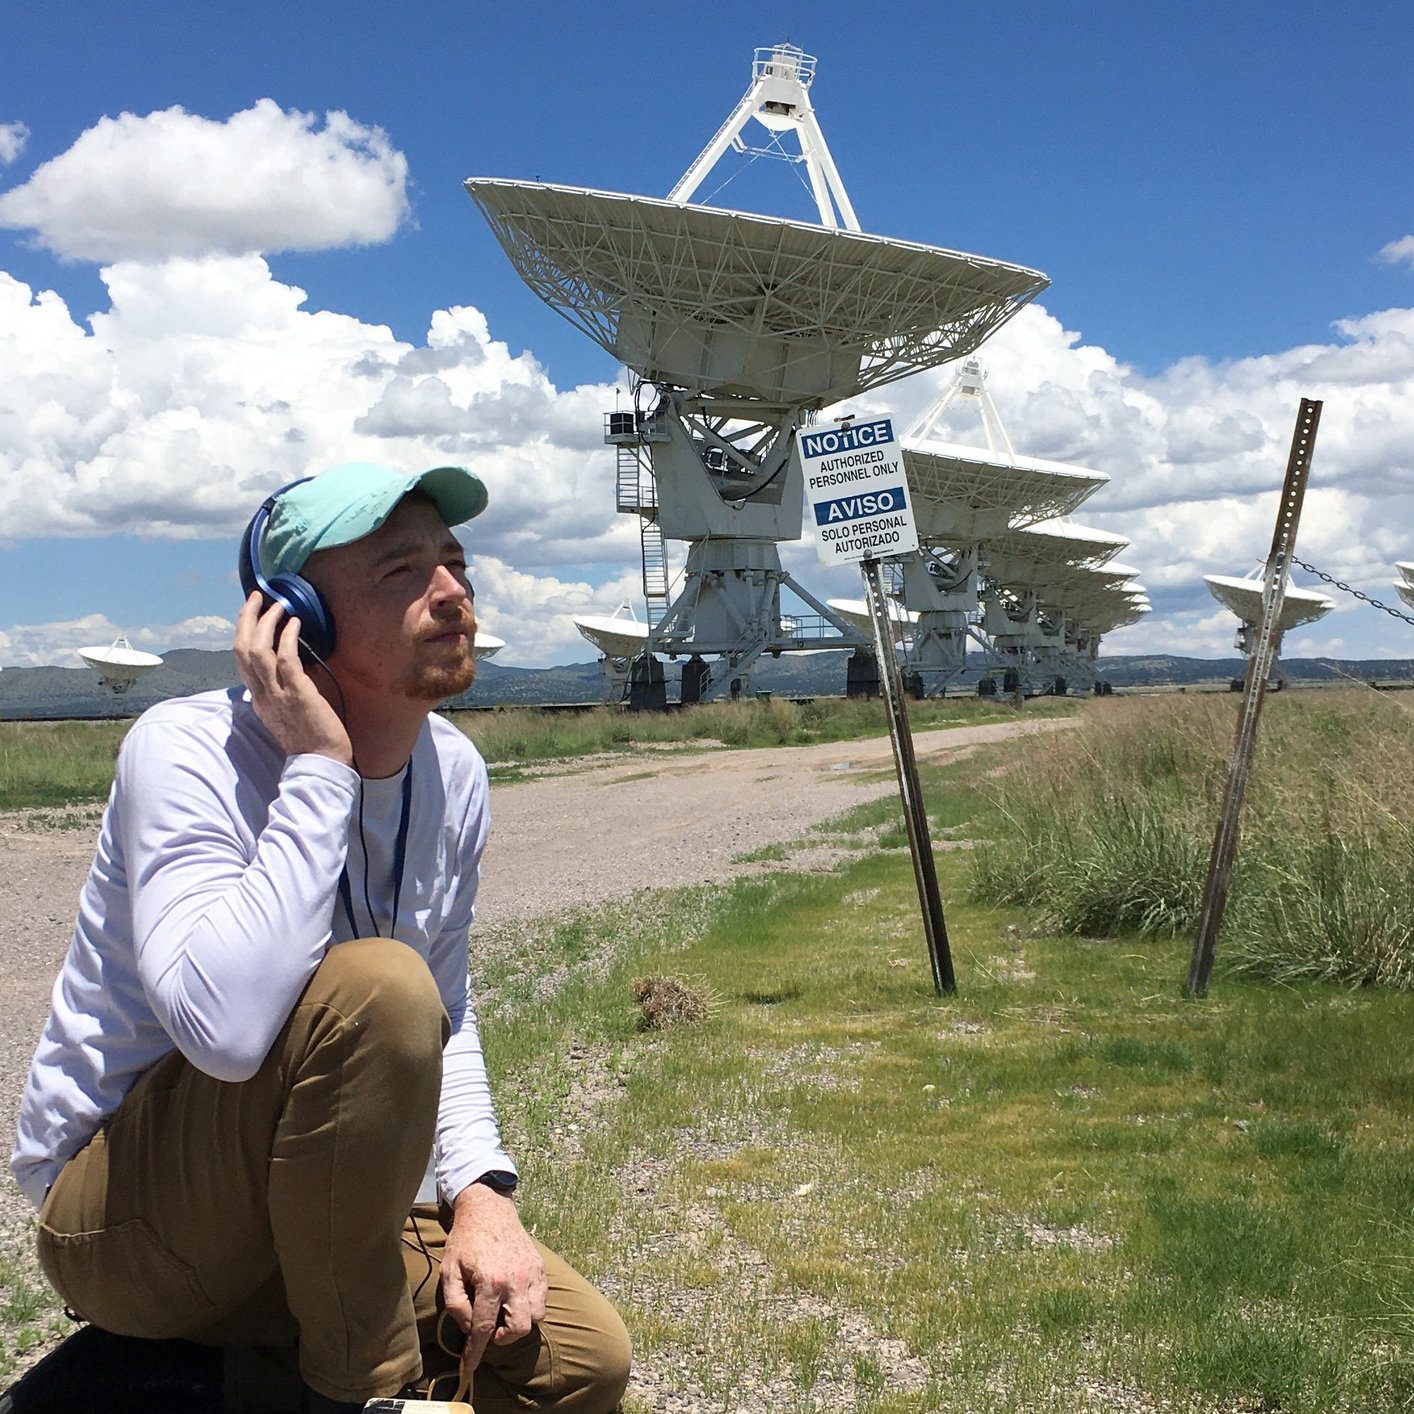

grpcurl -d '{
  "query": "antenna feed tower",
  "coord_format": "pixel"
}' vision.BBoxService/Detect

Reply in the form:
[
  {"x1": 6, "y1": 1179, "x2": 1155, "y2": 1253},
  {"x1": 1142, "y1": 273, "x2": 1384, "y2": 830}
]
[{"x1": 669, "y1": 44, "x2": 859, "y2": 232}]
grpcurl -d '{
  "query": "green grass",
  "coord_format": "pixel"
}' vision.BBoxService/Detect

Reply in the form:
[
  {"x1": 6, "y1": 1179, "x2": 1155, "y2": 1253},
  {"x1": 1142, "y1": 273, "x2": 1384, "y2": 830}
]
[
  {"x1": 0, "y1": 1253, "x2": 68, "y2": 1380},
  {"x1": 969, "y1": 691, "x2": 1414, "y2": 989},
  {"x1": 0, "y1": 693, "x2": 1072, "y2": 806},
  {"x1": 0, "y1": 721, "x2": 130, "y2": 809},
  {"x1": 462, "y1": 726, "x2": 1414, "y2": 1412}
]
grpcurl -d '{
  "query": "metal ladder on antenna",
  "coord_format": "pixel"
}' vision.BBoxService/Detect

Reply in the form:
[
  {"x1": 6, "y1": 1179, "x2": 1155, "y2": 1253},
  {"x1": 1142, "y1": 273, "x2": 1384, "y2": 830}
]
[{"x1": 615, "y1": 444, "x2": 669, "y2": 628}]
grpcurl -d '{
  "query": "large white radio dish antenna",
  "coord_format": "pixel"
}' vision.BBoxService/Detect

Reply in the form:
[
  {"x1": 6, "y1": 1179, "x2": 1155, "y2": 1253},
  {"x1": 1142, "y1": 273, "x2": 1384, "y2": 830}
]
[
  {"x1": 1204, "y1": 568, "x2": 1334, "y2": 671},
  {"x1": 466, "y1": 43, "x2": 1049, "y2": 703},
  {"x1": 573, "y1": 603, "x2": 652, "y2": 702},
  {"x1": 473, "y1": 632, "x2": 505, "y2": 661},
  {"x1": 573, "y1": 604, "x2": 651, "y2": 660},
  {"x1": 988, "y1": 520, "x2": 1131, "y2": 574},
  {"x1": 77, "y1": 634, "x2": 163, "y2": 695},
  {"x1": 902, "y1": 359, "x2": 1108, "y2": 540}
]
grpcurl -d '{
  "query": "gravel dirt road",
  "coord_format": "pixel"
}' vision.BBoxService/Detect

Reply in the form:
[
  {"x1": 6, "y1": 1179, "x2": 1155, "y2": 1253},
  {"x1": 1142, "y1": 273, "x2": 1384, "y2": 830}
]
[{"x1": 0, "y1": 714, "x2": 1069, "y2": 1378}]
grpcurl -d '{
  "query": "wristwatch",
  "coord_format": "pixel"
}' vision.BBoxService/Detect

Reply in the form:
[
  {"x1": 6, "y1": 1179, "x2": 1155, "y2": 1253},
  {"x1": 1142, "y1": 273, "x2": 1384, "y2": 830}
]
[{"x1": 472, "y1": 1169, "x2": 519, "y2": 1196}]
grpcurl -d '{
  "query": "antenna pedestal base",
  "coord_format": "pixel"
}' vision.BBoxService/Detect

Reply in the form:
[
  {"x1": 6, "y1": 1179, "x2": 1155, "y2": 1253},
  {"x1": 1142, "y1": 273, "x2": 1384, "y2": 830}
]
[{"x1": 650, "y1": 537, "x2": 866, "y2": 701}]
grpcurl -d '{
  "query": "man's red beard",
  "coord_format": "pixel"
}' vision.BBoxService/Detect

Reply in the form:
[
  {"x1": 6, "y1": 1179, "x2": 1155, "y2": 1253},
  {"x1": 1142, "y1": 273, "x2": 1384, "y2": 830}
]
[
  {"x1": 408, "y1": 653, "x2": 476, "y2": 702},
  {"x1": 406, "y1": 614, "x2": 477, "y2": 702}
]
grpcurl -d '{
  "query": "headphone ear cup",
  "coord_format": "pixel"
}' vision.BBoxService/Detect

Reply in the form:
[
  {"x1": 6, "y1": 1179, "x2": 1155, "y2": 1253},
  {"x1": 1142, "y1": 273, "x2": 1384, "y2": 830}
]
[{"x1": 266, "y1": 573, "x2": 336, "y2": 661}]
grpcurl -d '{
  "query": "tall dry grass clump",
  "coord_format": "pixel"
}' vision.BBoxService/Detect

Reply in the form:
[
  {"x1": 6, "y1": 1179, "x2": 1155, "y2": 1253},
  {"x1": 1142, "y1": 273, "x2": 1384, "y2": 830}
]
[{"x1": 970, "y1": 691, "x2": 1414, "y2": 988}]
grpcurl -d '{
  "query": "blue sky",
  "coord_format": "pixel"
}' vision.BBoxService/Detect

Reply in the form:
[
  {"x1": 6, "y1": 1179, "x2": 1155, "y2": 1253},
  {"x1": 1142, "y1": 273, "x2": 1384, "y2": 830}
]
[{"x1": 2, "y1": 0, "x2": 1412, "y2": 667}]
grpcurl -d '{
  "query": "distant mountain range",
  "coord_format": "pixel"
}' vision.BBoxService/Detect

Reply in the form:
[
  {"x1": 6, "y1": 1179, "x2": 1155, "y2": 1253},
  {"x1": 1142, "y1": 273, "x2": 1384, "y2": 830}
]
[{"x1": 2, "y1": 649, "x2": 1409, "y2": 720}]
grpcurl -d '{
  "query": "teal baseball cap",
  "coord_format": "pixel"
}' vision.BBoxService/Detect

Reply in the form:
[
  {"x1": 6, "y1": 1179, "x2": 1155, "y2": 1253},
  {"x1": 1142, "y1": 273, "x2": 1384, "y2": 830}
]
[{"x1": 263, "y1": 462, "x2": 489, "y2": 577}]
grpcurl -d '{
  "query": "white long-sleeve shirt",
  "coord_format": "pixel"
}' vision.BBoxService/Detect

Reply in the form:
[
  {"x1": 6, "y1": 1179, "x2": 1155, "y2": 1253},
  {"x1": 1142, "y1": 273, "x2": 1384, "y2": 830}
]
[{"x1": 11, "y1": 687, "x2": 514, "y2": 1209}]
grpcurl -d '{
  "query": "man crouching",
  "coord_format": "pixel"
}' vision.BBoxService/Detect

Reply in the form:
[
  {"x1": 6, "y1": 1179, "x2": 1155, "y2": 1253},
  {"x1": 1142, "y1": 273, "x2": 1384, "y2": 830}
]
[{"x1": 9, "y1": 463, "x2": 630, "y2": 1412}]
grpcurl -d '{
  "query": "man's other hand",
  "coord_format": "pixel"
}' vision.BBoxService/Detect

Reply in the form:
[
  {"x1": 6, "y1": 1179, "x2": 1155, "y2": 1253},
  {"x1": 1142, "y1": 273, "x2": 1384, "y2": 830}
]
[
  {"x1": 443, "y1": 1182, "x2": 549, "y2": 1372},
  {"x1": 234, "y1": 593, "x2": 353, "y2": 767}
]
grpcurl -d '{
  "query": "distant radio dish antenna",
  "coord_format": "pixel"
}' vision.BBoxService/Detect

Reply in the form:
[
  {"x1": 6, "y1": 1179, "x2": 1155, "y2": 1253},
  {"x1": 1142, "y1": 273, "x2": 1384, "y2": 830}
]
[
  {"x1": 1204, "y1": 569, "x2": 1334, "y2": 657},
  {"x1": 473, "y1": 632, "x2": 505, "y2": 661},
  {"x1": 573, "y1": 602, "x2": 651, "y2": 701},
  {"x1": 77, "y1": 634, "x2": 163, "y2": 695},
  {"x1": 883, "y1": 358, "x2": 1138, "y2": 698},
  {"x1": 1394, "y1": 562, "x2": 1414, "y2": 610}
]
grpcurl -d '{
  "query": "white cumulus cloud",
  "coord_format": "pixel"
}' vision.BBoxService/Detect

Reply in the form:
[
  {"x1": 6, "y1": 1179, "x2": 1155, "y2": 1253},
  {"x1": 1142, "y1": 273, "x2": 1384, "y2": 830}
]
[
  {"x1": 0, "y1": 101, "x2": 409, "y2": 261},
  {"x1": 469, "y1": 556, "x2": 644, "y2": 667},
  {"x1": 3, "y1": 248, "x2": 1414, "y2": 666},
  {"x1": 0, "y1": 612, "x2": 237, "y2": 668},
  {"x1": 0, "y1": 255, "x2": 634, "y2": 593},
  {"x1": 0, "y1": 122, "x2": 28, "y2": 167},
  {"x1": 1379, "y1": 235, "x2": 1414, "y2": 268}
]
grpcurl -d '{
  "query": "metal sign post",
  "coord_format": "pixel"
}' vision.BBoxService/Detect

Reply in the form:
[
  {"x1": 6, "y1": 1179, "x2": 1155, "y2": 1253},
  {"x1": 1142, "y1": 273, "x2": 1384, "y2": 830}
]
[
  {"x1": 1186, "y1": 398, "x2": 1322, "y2": 998},
  {"x1": 798, "y1": 412, "x2": 955, "y2": 995},
  {"x1": 862, "y1": 557, "x2": 956, "y2": 995}
]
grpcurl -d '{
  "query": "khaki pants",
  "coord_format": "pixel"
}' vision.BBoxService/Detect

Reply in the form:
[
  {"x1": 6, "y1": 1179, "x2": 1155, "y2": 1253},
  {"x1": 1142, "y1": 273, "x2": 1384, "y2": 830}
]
[{"x1": 36, "y1": 938, "x2": 630, "y2": 1411}]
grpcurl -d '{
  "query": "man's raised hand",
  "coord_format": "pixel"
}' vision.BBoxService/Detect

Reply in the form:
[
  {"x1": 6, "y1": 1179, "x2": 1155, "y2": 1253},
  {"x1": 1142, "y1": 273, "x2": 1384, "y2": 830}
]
[{"x1": 233, "y1": 592, "x2": 353, "y2": 767}]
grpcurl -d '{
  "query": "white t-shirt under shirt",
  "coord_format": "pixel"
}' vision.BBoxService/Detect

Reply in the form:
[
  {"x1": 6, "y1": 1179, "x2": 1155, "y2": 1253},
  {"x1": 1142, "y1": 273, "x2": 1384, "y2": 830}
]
[{"x1": 10, "y1": 687, "x2": 515, "y2": 1210}]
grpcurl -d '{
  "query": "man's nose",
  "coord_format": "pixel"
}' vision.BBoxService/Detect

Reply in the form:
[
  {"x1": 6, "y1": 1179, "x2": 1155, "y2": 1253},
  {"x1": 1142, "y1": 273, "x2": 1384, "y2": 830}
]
[{"x1": 428, "y1": 565, "x2": 469, "y2": 602}]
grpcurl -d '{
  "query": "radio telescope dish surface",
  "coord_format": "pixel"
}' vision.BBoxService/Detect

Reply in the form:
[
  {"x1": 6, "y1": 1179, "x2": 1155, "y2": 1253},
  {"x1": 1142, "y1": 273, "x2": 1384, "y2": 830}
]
[
  {"x1": 1002, "y1": 560, "x2": 1139, "y2": 605},
  {"x1": 77, "y1": 634, "x2": 163, "y2": 694},
  {"x1": 825, "y1": 597, "x2": 920, "y2": 636},
  {"x1": 1204, "y1": 573, "x2": 1335, "y2": 631},
  {"x1": 465, "y1": 179, "x2": 1049, "y2": 407},
  {"x1": 985, "y1": 521, "x2": 1131, "y2": 585},
  {"x1": 904, "y1": 439, "x2": 1108, "y2": 544},
  {"x1": 1396, "y1": 561, "x2": 1414, "y2": 587},
  {"x1": 473, "y1": 632, "x2": 505, "y2": 661},
  {"x1": 1081, "y1": 595, "x2": 1151, "y2": 633},
  {"x1": 573, "y1": 609, "x2": 651, "y2": 660},
  {"x1": 1047, "y1": 566, "x2": 1146, "y2": 616},
  {"x1": 1395, "y1": 581, "x2": 1414, "y2": 611}
]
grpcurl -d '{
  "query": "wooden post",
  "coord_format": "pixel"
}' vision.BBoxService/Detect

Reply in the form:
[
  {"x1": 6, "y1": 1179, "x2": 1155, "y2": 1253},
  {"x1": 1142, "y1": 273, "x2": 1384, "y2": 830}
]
[{"x1": 1186, "y1": 398, "x2": 1322, "y2": 998}]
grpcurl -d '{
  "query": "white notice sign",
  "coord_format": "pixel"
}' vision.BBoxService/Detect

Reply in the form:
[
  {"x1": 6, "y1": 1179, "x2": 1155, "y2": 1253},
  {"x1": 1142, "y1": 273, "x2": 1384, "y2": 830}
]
[{"x1": 796, "y1": 416, "x2": 919, "y2": 566}]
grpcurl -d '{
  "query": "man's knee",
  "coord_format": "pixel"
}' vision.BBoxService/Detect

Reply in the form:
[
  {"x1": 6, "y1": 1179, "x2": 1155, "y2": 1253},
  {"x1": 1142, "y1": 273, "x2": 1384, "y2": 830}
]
[
  {"x1": 539, "y1": 1258, "x2": 632, "y2": 1414},
  {"x1": 581, "y1": 1304, "x2": 632, "y2": 1413},
  {"x1": 303, "y1": 937, "x2": 449, "y2": 1054}
]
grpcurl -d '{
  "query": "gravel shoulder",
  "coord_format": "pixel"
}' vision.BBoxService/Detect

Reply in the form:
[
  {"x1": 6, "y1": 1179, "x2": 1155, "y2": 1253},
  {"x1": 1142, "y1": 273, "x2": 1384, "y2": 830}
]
[{"x1": 0, "y1": 714, "x2": 1068, "y2": 1375}]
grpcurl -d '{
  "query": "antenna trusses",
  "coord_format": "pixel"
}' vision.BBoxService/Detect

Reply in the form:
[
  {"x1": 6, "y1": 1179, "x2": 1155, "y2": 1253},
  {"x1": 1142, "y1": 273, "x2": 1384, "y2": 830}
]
[
  {"x1": 905, "y1": 358, "x2": 1014, "y2": 461},
  {"x1": 467, "y1": 180, "x2": 1047, "y2": 409},
  {"x1": 669, "y1": 45, "x2": 859, "y2": 231}
]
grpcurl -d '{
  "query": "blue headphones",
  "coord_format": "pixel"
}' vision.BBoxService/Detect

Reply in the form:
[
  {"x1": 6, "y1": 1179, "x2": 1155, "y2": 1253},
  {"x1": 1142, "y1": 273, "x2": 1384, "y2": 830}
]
[{"x1": 237, "y1": 479, "x2": 337, "y2": 662}]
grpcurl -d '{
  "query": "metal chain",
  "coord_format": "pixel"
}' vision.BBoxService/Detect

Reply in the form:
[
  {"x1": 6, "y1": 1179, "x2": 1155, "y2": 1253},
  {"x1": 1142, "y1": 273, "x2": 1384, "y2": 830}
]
[{"x1": 1291, "y1": 558, "x2": 1414, "y2": 628}]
